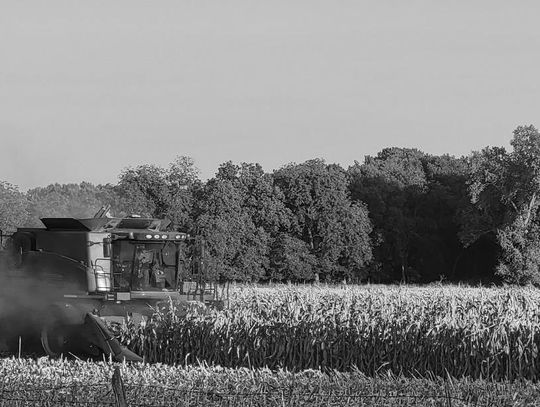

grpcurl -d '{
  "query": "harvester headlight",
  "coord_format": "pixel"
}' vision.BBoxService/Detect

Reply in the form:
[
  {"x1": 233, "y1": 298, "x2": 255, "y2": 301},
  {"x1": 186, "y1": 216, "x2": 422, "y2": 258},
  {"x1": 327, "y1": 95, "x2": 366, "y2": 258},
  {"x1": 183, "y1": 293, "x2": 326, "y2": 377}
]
[
  {"x1": 154, "y1": 234, "x2": 160, "y2": 239},
  {"x1": 145, "y1": 234, "x2": 152, "y2": 239},
  {"x1": 161, "y1": 234, "x2": 168, "y2": 239},
  {"x1": 175, "y1": 235, "x2": 181, "y2": 240}
]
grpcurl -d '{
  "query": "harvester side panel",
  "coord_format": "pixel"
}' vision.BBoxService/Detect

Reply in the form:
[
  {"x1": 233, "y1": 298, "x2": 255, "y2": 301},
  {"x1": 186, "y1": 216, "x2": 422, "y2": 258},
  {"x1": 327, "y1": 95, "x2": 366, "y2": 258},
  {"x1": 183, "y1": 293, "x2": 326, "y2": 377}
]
[{"x1": 34, "y1": 231, "x2": 89, "y2": 264}]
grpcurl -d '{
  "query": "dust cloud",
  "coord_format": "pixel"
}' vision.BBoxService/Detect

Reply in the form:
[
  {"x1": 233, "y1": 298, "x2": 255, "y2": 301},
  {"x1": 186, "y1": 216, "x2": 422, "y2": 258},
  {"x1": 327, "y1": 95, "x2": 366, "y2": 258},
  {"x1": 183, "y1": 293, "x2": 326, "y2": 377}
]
[{"x1": 0, "y1": 253, "x2": 82, "y2": 354}]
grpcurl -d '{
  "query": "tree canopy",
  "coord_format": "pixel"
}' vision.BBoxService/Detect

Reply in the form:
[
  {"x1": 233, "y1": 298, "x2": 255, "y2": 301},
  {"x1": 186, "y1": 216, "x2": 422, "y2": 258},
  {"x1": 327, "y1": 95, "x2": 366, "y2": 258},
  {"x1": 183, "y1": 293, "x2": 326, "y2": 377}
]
[
  {"x1": 115, "y1": 156, "x2": 200, "y2": 231},
  {"x1": 0, "y1": 182, "x2": 28, "y2": 239},
  {"x1": 465, "y1": 125, "x2": 540, "y2": 284},
  {"x1": 274, "y1": 159, "x2": 372, "y2": 282},
  {"x1": 4, "y1": 125, "x2": 540, "y2": 285},
  {"x1": 349, "y1": 149, "x2": 469, "y2": 283}
]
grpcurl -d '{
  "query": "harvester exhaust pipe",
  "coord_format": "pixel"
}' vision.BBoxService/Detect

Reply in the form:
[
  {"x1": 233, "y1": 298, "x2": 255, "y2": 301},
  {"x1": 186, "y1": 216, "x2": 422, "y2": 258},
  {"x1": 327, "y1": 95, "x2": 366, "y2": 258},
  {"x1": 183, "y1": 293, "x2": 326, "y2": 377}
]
[{"x1": 84, "y1": 313, "x2": 142, "y2": 362}]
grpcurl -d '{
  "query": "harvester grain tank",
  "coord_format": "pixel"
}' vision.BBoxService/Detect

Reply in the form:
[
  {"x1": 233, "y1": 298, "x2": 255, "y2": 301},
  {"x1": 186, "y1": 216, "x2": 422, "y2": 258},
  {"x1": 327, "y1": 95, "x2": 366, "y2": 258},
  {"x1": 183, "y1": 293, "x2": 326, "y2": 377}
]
[{"x1": 2, "y1": 214, "x2": 217, "y2": 361}]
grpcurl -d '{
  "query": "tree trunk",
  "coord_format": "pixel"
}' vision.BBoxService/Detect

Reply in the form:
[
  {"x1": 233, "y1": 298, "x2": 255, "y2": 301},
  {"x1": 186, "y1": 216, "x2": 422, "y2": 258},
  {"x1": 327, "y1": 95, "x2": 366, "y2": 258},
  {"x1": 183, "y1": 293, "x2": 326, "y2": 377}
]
[
  {"x1": 307, "y1": 228, "x2": 314, "y2": 250},
  {"x1": 524, "y1": 193, "x2": 537, "y2": 227}
]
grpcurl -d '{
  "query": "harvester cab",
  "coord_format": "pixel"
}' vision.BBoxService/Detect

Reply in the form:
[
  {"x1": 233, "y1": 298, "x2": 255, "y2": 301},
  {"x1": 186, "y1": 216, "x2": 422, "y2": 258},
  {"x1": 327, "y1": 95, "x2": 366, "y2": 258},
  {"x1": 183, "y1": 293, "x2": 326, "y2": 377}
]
[{"x1": 4, "y1": 215, "x2": 217, "y2": 361}]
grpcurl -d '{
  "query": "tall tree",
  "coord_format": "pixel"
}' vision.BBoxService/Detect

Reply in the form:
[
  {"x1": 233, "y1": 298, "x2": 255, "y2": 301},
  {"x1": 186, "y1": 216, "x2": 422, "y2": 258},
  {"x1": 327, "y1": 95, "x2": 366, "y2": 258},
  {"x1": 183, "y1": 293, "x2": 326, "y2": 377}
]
[
  {"x1": 0, "y1": 182, "x2": 28, "y2": 240},
  {"x1": 115, "y1": 164, "x2": 169, "y2": 218},
  {"x1": 197, "y1": 161, "x2": 293, "y2": 282},
  {"x1": 350, "y1": 148, "x2": 472, "y2": 283},
  {"x1": 465, "y1": 125, "x2": 540, "y2": 284},
  {"x1": 115, "y1": 156, "x2": 199, "y2": 231},
  {"x1": 166, "y1": 156, "x2": 200, "y2": 231},
  {"x1": 274, "y1": 159, "x2": 372, "y2": 282},
  {"x1": 25, "y1": 182, "x2": 111, "y2": 226},
  {"x1": 417, "y1": 154, "x2": 470, "y2": 281},
  {"x1": 235, "y1": 163, "x2": 291, "y2": 234},
  {"x1": 349, "y1": 148, "x2": 427, "y2": 282},
  {"x1": 269, "y1": 233, "x2": 316, "y2": 281},
  {"x1": 193, "y1": 172, "x2": 268, "y2": 282}
]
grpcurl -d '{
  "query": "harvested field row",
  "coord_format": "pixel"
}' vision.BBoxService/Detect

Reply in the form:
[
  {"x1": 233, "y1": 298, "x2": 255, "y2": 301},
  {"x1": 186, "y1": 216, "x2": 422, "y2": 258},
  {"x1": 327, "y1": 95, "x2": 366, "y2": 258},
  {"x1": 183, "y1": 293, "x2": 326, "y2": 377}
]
[{"x1": 0, "y1": 357, "x2": 537, "y2": 406}]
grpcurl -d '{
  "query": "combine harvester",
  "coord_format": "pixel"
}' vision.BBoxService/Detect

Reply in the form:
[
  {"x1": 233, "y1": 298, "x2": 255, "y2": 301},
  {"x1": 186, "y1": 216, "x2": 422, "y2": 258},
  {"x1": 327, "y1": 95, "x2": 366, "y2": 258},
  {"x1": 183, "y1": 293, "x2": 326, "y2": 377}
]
[{"x1": 0, "y1": 208, "x2": 219, "y2": 362}]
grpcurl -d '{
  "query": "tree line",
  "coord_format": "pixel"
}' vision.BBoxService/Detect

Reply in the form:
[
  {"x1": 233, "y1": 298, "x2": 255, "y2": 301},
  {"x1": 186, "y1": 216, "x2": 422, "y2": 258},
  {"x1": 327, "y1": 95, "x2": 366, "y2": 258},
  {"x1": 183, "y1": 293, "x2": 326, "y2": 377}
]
[{"x1": 2, "y1": 125, "x2": 540, "y2": 285}]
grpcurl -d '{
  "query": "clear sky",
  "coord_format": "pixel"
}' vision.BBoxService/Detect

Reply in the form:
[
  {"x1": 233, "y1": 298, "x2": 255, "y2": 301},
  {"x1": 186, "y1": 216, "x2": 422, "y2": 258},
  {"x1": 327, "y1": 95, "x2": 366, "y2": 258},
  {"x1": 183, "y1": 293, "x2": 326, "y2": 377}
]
[{"x1": 1, "y1": 1, "x2": 539, "y2": 191}]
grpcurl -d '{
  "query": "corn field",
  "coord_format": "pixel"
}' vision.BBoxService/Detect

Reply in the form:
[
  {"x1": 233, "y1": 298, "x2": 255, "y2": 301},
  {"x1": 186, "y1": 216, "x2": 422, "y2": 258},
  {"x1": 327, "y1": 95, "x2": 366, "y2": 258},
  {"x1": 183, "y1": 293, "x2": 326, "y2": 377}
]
[
  {"x1": 0, "y1": 357, "x2": 538, "y2": 406},
  {"x1": 113, "y1": 284, "x2": 540, "y2": 381}
]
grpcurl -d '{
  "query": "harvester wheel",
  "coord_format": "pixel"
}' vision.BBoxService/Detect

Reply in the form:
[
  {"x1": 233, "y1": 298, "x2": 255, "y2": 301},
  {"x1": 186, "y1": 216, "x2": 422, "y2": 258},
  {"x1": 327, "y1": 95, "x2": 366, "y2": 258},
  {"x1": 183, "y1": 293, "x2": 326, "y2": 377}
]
[{"x1": 40, "y1": 324, "x2": 72, "y2": 357}]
